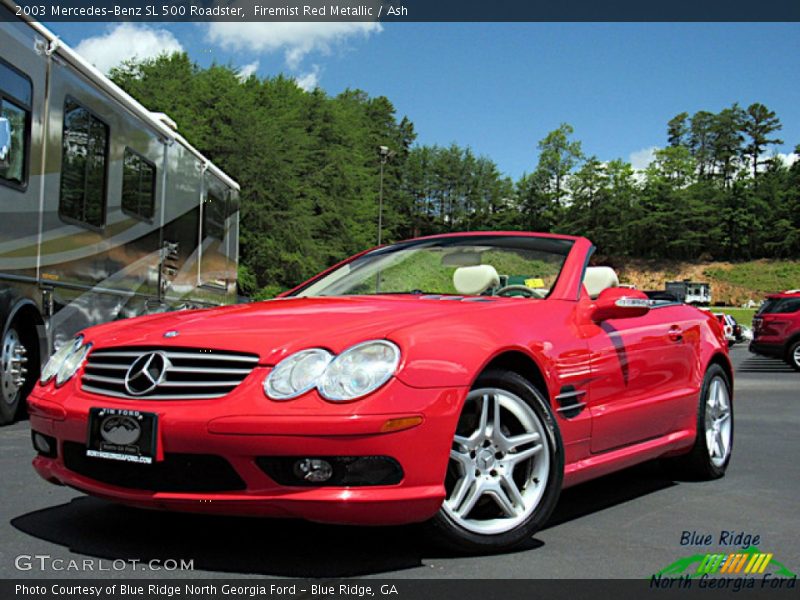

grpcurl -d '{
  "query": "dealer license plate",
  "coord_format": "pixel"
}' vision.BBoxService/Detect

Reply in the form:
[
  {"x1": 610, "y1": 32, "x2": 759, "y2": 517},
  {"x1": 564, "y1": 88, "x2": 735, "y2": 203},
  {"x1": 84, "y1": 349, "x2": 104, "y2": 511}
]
[{"x1": 87, "y1": 408, "x2": 157, "y2": 464}]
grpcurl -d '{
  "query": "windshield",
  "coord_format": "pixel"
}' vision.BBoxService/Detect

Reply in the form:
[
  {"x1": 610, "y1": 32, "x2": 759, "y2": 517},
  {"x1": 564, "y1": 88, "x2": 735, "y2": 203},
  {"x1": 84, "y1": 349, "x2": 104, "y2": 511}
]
[{"x1": 291, "y1": 235, "x2": 574, "y2": 298}]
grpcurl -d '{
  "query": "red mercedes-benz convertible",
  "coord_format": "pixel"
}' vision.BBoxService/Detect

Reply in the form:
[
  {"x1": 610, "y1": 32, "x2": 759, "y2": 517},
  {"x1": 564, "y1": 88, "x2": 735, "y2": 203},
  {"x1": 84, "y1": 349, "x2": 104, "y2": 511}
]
[{"x1": 28, "y1": 232, "x2": 733, "y2": 552}]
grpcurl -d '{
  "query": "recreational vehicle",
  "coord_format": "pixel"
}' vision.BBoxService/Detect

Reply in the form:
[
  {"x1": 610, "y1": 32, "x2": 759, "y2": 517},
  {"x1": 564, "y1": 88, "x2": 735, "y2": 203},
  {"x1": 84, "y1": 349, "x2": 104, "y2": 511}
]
[
  {"x1": 665, "y1": 280, "x2": 712, "y2": 306},
  {"x1": 0, "y1": 2, "x2": 241, "y2": 424}
]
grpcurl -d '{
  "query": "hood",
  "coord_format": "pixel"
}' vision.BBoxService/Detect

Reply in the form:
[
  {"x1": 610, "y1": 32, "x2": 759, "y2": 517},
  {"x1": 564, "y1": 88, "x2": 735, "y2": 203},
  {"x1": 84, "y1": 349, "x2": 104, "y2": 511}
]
[{"x1": 84, "y1": 295, "x2": 503, "y2": 364}]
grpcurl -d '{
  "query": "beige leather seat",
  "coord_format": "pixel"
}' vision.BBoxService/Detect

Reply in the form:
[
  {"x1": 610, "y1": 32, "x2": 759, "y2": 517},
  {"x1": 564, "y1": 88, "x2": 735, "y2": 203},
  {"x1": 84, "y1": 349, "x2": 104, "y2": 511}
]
[
  {"x1": 453, "y1": 265, "x2": 500, "y2": 295},
  {"x1": 583, "y1": 266, "x2": 619, "y2": 299}
]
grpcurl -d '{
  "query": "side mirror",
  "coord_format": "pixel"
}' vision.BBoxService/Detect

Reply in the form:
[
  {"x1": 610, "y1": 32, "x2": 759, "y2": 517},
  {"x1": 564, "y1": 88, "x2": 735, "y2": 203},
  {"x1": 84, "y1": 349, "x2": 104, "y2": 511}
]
[
  {"x1": 0, "y1": 117, "x2": 11, "y2": 168},
  {"x1": 592, "y1": 287, "x2": 650, "y2": 322}
]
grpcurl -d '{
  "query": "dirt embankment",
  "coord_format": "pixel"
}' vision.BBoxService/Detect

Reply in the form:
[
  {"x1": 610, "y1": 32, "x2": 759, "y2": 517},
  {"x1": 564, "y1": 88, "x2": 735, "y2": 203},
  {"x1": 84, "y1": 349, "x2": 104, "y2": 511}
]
[{"x1": 600, "y1": 259, "x2": 772, "y2": 306}]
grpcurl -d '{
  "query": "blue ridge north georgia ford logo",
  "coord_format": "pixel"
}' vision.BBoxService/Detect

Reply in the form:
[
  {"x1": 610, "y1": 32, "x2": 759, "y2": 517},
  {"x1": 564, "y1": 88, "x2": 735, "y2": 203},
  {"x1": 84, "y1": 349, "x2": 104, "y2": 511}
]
[{"x1": 99, "y1": 414, "x2": 142, "y2": 446}]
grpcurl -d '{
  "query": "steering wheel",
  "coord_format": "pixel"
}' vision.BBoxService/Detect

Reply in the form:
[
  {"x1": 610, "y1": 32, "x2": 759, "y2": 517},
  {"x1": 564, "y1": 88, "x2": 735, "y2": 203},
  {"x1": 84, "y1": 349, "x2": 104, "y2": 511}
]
[{"x1": 495, "y1": 285, "x2": 544, "y2": 298}]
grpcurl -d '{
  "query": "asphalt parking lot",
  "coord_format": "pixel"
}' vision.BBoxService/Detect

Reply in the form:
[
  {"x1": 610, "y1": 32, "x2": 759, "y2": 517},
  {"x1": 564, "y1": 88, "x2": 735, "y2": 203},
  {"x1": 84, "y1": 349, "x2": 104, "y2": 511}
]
[{"x1": 1, "y1": 346, "x2": 797, "y2": 580}]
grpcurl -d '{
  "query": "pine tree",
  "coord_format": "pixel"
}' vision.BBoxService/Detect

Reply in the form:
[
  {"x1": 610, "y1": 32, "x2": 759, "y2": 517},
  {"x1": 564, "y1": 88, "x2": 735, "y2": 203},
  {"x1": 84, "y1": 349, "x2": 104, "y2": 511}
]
[{"x1": 741, "y1": 103, "x2": 783, "y2": 180}]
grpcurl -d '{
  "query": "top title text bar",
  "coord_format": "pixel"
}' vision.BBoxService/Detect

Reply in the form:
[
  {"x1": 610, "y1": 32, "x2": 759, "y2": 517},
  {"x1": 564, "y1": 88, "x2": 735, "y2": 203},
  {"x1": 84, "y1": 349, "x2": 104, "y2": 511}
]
[{"x1": 3, "y1": 0, "x2": 800, "y2": 22}]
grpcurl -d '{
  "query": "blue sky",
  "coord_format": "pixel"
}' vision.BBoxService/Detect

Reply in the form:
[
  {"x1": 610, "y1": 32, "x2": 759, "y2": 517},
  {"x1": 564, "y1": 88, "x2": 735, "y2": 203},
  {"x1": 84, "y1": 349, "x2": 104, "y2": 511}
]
[{"x1": 46, "y1": 21, "x2": 800, "y2": 179}]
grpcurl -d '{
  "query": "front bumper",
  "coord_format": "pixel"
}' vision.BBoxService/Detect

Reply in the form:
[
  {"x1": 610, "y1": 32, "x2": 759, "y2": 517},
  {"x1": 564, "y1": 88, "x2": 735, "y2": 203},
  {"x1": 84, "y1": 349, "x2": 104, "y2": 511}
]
[{"x1": 28, "y1": 371, "x2": 466, "y2": 526}]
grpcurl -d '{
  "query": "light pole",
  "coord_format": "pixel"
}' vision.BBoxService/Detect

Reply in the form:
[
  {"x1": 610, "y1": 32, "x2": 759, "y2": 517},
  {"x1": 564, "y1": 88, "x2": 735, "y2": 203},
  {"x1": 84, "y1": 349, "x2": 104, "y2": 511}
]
[{"x1": 377, "y1": 145, "x2": 395, "y2": 245}]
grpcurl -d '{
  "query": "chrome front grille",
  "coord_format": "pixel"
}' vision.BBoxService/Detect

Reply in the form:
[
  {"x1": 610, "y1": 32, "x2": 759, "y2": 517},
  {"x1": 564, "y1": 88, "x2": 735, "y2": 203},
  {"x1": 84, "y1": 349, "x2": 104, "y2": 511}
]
[{"x1": 81, "y1": 347, "x2": 259, "y2": 399}]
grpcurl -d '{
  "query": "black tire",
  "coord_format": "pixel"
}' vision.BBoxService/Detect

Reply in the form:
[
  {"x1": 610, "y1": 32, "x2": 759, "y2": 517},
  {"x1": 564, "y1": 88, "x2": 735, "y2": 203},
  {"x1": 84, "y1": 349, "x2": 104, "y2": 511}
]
[
  {"x1": 786, "y1": 340, "x2": 800, "y2": 372},
  {"x1": 427, "y1": 369, "x2": 564, "y2": 554},
  {"x1": 665, "y1": 364, "x2": 733, "y2": 480}
]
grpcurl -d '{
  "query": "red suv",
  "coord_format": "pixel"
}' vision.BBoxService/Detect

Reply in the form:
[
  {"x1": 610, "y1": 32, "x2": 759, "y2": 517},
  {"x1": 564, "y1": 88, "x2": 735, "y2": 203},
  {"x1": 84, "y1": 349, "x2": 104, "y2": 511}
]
[{"x1": 750, "y1": 290, "x2": 800, "y2": 371}]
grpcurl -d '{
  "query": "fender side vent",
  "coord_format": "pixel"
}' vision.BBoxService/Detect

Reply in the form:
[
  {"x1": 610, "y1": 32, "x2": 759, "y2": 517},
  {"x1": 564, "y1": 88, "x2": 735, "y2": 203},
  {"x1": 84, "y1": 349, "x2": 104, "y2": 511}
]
[{"x1": 555, "y1": 386, "x2": 587, "y2": 419}]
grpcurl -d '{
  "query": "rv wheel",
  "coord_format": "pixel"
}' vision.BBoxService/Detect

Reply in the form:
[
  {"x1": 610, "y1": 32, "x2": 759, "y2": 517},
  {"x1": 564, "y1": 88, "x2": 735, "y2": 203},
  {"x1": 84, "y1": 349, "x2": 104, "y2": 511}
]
[{"x1": 0, "y1": 323, "x2": 31, "y2": 425}]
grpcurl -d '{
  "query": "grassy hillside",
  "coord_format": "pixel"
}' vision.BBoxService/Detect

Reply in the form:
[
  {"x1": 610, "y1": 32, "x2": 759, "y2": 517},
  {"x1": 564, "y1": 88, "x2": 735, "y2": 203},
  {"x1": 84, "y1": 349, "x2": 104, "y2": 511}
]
[
  {"x1": 614, "y1": 259, "x2": 800, "y2": 306},
  {"x1": 704, "y1": 262, "x2": 800, "y2": 295}
]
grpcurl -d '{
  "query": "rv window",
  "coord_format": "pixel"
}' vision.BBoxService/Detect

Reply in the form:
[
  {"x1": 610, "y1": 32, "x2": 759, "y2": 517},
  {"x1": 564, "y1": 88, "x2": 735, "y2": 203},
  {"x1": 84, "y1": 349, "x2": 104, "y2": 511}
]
[
  {"x1": 0, "y1": 59, "x2": 32, "y2": 188},
  {"x1": 122, "y1": 148, "x2": 156, "y2": 220},
  {"x1": 203, "y1": 190, "x2": 226, "y2": 240},
  {"x1": 59, "y1": 99, "x2": 108, "y2": 228}
]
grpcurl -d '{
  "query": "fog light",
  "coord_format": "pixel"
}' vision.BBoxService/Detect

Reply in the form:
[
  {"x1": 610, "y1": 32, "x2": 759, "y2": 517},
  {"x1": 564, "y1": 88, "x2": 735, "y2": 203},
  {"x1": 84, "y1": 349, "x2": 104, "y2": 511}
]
[
  {"x1": 293, "y1": 458, "x2": 333, "y2": 483},
  {"x1": 33, "y1": 433, "x2": 50, "y2": 453},
  {"x1": 257, "y1": 455, "x2": 404, "y2": 487},
  {"x1": 32, "y1": 432, "x2": 56, "y2": 457}
]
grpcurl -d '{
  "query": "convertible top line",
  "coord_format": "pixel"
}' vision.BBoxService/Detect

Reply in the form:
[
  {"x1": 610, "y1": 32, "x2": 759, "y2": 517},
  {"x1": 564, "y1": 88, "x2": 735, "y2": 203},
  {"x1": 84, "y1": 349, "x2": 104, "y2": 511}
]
[{"x1": 28, "y1": 232, "x2": 733, "y2": 552}]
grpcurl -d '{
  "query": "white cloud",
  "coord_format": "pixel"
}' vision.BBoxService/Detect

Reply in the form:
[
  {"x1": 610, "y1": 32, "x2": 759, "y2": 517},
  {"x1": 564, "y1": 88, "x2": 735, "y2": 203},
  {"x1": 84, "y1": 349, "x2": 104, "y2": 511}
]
[
  {"x1": 237, "y1": 61, "x2": 260, "y2": 82},
  {"x1": 746, "y1": 152, "x2": 799, "y2": 174},
  {"x1": 295, "y1": 65, "x2": 321, "y2": 91},
  {"x1": 629, "y1": 146, "x2": 659, "y2": 171},
  {"x1": 75, "y1": 23, "x2": 183, "y2": 74},
  {"x1": 206, "y1": 22, "x2": 382, "y2": 71},
  {"x1": 774, "y1": 152, "x2": 799, "y2": 167}
]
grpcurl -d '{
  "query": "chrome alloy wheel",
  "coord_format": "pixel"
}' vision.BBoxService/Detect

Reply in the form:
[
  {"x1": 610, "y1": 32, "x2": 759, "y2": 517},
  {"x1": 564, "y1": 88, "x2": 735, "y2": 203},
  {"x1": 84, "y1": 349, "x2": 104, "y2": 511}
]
[
  {"x1": 793, "y1": 345, "x2": 800, "y2": 368},
  {"x1": 1, "y1": 328, "x2": 28, "y2": 405},
  {"x1": 443, "y1": 387, "x2": 550, "y2": 535},
  {"x1": 705, "y1": 376, "x2": 732, "y2": 468}
]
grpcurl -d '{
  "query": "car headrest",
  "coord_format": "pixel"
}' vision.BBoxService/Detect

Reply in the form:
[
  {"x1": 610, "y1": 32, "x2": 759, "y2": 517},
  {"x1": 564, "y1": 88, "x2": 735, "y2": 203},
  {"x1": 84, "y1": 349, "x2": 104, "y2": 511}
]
[
  {"x1": 453, "y1": 265, "x2": 500, "y2": 296},
  {"x1": 583, "y1": 266, "x2": 620, "y2": 299}
]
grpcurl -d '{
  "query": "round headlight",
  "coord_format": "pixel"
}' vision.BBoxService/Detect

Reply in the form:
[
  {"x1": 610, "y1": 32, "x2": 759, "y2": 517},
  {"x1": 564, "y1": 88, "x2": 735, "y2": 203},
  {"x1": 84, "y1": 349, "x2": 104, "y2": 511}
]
[
  {"x1": 318, "y1": 340, "x2": 400, "y2": 402},
  {"x1": 264, "y1": 348, "x2": 333, "y2": 400},
  {"x1": 40, "y1": 336, "x2": 83, "y2": 385},
  {"x1": 55, "y1": 342, "x2": 91, "y2": 386}
]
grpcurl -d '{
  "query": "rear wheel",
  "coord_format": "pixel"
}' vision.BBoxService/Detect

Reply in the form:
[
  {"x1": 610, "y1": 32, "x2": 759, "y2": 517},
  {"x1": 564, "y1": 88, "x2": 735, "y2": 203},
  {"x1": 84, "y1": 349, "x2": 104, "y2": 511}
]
[
  {"x1": 429, "y1": 370, "x2": 563, "y2": 553},
  {"x1": 666, "y1": 364, "x2": 733, "y2": 479},
  {"x1": 0, "y1": 323, "x2": 31, "y2": 425},
  {"x1": 786, "y1": 340, "x2": 800, "y2": 372}
]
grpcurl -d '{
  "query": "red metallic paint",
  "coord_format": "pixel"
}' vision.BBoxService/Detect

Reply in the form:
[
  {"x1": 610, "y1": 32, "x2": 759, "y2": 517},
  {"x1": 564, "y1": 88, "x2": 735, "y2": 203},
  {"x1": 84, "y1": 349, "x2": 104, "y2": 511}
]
[{"x1": 29, "y1": 232, "x2": 732, "y2": 525}]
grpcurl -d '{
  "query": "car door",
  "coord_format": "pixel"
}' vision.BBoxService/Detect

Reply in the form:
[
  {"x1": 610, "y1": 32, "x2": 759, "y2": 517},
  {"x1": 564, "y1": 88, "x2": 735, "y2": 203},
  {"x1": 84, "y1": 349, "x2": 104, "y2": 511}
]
[{"x1": 583, "y1": 297, "x2": 695, "y2": 453}]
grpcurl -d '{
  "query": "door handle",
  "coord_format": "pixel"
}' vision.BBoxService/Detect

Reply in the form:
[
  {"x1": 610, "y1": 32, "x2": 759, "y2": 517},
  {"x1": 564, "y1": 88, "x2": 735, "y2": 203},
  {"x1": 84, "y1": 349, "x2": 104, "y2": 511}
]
[{"x1": 668, "y1": 325, "x2": 683, "y2": 342}]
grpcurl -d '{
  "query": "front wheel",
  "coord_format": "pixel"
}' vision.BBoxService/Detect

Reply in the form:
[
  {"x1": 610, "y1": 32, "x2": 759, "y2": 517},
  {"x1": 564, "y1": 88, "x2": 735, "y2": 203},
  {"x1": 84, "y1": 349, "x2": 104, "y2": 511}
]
[
  {"x1": 429, "y1": 370, "x2": 563, "y2": 553},
  {"x1": 666, "y1": 364, "x2": 733, "y2": 479}
]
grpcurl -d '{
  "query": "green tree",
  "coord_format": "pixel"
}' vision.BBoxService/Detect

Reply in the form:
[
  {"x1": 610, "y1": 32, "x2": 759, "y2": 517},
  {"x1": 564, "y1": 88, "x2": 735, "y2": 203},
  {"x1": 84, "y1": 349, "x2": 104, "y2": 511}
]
[
  {"x1": 604, "y1": 159, "x2": 639, "y2": 254},
  {"x1": 535, "y1": 123, "x2": 584, "y2": 206},
  {"x1": 516, "y1": 170, "x2": 556, "y2": 232},
  {"x1": 689, "y1": 110, "x2": 716, "y2": 179},
  {"x1": 711, "y1": 105, "x2": 746, "y2": 188},
  {"x1": 564, "y1": 156, "x2": 606, "y2": 241},
  {"x1": 667, "y1": 112, "x2": 690, "y2": 147},
  {"x1": 741, "y1": 102, "x2": 783, "y2": 180},
  {"x1": 646, "y1": 146, "x2": 696, "y2": 187}
]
